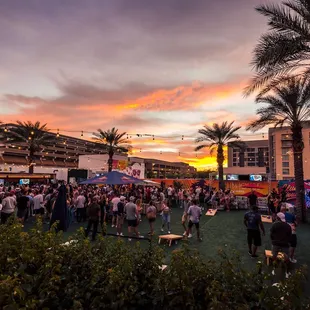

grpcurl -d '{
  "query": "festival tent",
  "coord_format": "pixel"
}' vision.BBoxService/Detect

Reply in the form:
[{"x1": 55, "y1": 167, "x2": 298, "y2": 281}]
[{"x1": 79, "y1": 171, "x2": 142, "y2": 185}]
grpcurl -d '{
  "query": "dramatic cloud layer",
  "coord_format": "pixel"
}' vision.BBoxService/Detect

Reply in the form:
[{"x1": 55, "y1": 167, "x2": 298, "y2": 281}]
[{"x1": 0, "y1": 0, "x2": 279, "y2": 169}]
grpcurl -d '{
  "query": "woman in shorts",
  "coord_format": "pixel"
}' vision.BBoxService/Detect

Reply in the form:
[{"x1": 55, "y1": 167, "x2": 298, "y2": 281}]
[
  {"x1": 161, "y1": 201, "x2": 171, "y2": 234},
  {"x1": 146, "y1": 201, "x2": 157, "y2": 236}
]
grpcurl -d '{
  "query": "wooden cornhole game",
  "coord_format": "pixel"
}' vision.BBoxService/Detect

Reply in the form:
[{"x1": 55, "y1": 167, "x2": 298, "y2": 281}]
[
  {"x1": 206, "y1": 209, "x2": 217, "y2": 216},
  {"x1": 158, "y1": 234, "x2": 183, "y2": 247},
  {"x1": 265, "y1": 250, "x2": 285, "y2": 266},
  {"x1": 261, "y1": 215, "x2": 272, "y2": 223}
]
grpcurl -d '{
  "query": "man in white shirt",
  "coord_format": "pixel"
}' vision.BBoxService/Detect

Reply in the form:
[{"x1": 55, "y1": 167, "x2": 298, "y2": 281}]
[
  {"x1": 1, "y1": 192, "x2": 17, "y2": 224},
  {"x1": 33, "y1": 189, "x2": 44, "y2": 216},
  {"x1": 111, "y1": 194, "x2": 120, "y2": 228},
  {"x1": 76, "y1": 192, "x2": 86, "y2": 222}
]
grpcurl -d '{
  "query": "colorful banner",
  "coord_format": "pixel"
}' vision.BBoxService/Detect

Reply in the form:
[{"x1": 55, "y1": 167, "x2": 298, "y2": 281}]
[
  {"x1": 124, "y1": 162, "x2": 145, "y2": 179},
  {"x1": 278, "y1": 181, "x2": 310, "y2": 208},
  {"x1": 225, "y1": 181, "x2": 278, "y2": 197},
  {"x1": 150, "y1": 179, "x2": 215, "y2": 190}
]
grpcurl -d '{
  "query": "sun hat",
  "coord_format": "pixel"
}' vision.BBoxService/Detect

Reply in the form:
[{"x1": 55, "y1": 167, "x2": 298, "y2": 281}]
[{"x1": 277, "y1": 212, "x2": 286, "y2": 222}]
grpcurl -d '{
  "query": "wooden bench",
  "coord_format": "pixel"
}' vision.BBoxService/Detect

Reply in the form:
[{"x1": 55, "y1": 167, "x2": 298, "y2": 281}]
[
  {"x1": 206, "y1": 209, "x2": 217, "y2": 216},
  {"x1": 261, "y1": 215, "x2": 273, "y2": 223},
  {"x1": 158, "y1": 234, "x2": 183, "y2": 247},
  {"x1": 265, "y1": 250, "x2": 285, "y2": 266}
]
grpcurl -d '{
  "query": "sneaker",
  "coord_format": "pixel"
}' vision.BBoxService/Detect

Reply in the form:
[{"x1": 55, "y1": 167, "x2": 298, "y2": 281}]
[
  {"x1": 271, "y1": 269, "x2": 275, "y2": 276},
  {"x1": 285, "y1": 272, "x2": 291, "y2": 279},
  {"x1": 188, "y1": 234, "x2": 193, "y2": 238},
  {"x1": 111, "y1": 225, "x2": 115, "y2": 228},
  {"x1": 120, "y1": 233, "x2": 124, "y2": 236},
  {"x1": 183, "y1": 231, "x2": 187, "y2": 236},
  {"x1": 290, "y1": 258, "x2": 297, "y2": 264},
  {"x1": 139, "y1": 235, "x2": 144, "y2": 238},
  {"x1": 161, "y1": 228, "x2": 164, "y2": 232},
  {"x1": 116, "y1": 232, "x2": 120, "y2": 236},
  {"x1": 248, "y1": 251, "x2": 252, "y2": 256},
  {"x1": 198, "y1": 237, "x2": 203, "y2": 242},
  {"x1": 128, "y1": 238, "x2": 132, "y2": 242},
  {"x1": 251, "y1": 254, "x2": 259, "y2": 258},
  {"x1": 168, "y1": 231, "x2": 171, "y2": 234}
]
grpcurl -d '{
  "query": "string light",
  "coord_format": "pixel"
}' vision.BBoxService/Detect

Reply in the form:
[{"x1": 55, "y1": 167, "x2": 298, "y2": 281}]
[
  {"x1": 4, "y1": 126, "x2": 8, "y2": 132},
  {"x1": 31, "y1": 131, "x2": 34, "y2": 135},
  {"x1": 81, "y1": 131, "x2": 84, "y2": 137}
]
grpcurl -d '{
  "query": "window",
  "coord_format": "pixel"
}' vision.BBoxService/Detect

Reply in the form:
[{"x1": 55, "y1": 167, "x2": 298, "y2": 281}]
[
  {"x1": 282, "y1": 162, "x2": 289, "y2": 167},
  {"x1": 281, "y1": 134, "x2": 292, "y2": 140},
  {"x1": 282, "y1": 141, "x2": 292, "y2": 147},
  {"x1": 282, "y1": 168, "x2": 290, "y2": 175},
  {"x1": 248, "y1": 162, "x2": 256, "y2": 166},
  {"x1": 282, "y1": 148, "x2": 290, "y2": 155},
  {"x1": 233, "y1": 163, "x2": 237, "y2": 166},
  {"x1": 282, "y1": 155, "x2": 289, "y2": 161},
  {"x1": 233, "y1": 153, "x2": 237, "y2": 158}
]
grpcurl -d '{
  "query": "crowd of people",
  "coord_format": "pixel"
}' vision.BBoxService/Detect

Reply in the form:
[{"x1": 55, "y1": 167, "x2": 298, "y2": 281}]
[{"x1": 0, "y1": 180, "x2": 299, "y2": 278}]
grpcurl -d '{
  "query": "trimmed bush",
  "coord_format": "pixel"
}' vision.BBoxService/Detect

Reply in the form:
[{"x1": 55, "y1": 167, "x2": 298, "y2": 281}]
[{"x1": 0, "y1": 220, "x2": 309, "y2": 310}]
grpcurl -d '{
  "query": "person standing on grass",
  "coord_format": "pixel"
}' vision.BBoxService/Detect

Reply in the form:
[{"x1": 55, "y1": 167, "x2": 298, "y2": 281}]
[
  {"x1": 248, "y1": 189, "x2": 258, "y2": 208},
  {"x1": 244, "y1": 206, "x2": 265, "y2": 258},
  {"x1": 161, "y1": 201, "x2": 171, "y2": 234},
  {"x1": 186, "y1": 199, "x2": 202, "y2": 241},
  {"x1": 85, "y1": 196, "x2": 101, "y2": 241},
  {"x1": 116, "y1": 196, "x2": 126, "y2": 236},
  {"x1": 270, "y1": 212, "x2": 292, "y2": 278},
  {"x1": 76, "y1": 191, "x2": 86, "y2": 222},
  {"x1": 111, "y1": 193, "x2": 120, "y2": 228},
  {"x1": 33, "y1": 189, "x2": 44, "y2": 217},
  {"x1": 284, "y1": 206, "x2": 298, "y2": 264},
  {"x1": 146, "y1": 201, "x2": 157, "y2": 236},
  {"x1": 1, "y1": 192, "x2": 16, "y2": 224},
  {"x1": 125, "y1": 196, "x2": 140, "y2": 241},
  {"x1": 16, "y1": 190, "x2": 29, "y2": 224},
  {"x1": 182, "y1": 195, "x2": 190, "y2": 236}
]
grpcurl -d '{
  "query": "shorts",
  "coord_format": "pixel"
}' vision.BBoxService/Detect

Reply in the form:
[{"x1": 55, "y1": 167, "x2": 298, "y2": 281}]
[
  {"x1": 188, "y1": 220, "x2": 199, "y2": 229},
  {"x1": 113, "y1": 211, "x2": 118, "y2": 216},
  {"x1": 148, "y1": 217, "x2": 156, "y2": 223},
  {"x1": 272, "y1": 245, "x2": 289, "y2": 258},
  {"x1": 290, "y1": 234, "x2": 297, "y2": 248},
  {"x1": 34, "y1": 208, "x2": 44, "y2": 215},
  {"x1": 182, "y1": 214, "x2": 188, "y2": 223},
  {"x1": 247, "y1": 229, "x2": 261, "y2": 247},
  {"x1": 127, "y1": 219, "x2": 137, "y2": 227},
  {"x1": 17, "y1": 208, "x2": 27, "y2": 219}
]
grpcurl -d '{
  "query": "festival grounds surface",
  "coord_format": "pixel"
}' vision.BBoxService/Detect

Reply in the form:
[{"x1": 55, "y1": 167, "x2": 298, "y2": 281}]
[{"x1": 25, "y1": 208, "x2": 310, "y2": 293}]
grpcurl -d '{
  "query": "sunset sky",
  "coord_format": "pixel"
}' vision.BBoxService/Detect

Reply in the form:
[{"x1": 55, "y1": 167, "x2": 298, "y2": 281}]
[{"x1": 0, "y1": 0, "x2": 278, "y2": 170}]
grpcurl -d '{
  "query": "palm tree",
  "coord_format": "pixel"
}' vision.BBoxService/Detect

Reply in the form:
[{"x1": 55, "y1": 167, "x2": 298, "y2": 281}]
[
  {"x1": 3, "y1": 121, "x2": 54, "y2": 174},
  {"x1": 92, "y1": 128, "x2": 129, "y2": 172},
  {"x1": 247, "y1": 76, "x2": 310, "y2": 222},
  {"x1": 195, "y1": 122, "x2": 245, "y2": 190},
  {"x1": 244, "y1": 0, "x2": 310, "y2": 96}
]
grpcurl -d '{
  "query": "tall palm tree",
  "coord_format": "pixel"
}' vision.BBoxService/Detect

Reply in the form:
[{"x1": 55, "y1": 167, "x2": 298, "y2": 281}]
[
  {"x1": 195, "y1": 122, "x2": 245, "y2": 190},
  {"x1": 244, "y1": 0, "x2": 310, "y2": 96},
  {"x1": 247, "y1": 76, "x2": 310, "y2": 222},
  {"x1": 3, "y1": 121, "x2": 54, "y2": 174},
  {"x1": 92, "y1": 128, "x2": 129, "y2": 172}
]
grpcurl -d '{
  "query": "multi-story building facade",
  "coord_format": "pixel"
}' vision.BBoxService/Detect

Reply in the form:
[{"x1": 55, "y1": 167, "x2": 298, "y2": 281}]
[
  {"x1": 228, "y1": 140, "x2": 269, "y2": 168},
  {"x1": 0, "y1": 123, "x2": 106, "y2": 171},
  {"x1": 269, "y1": 121, "x2": 310, "y2": 180},
  {"x1": 137, "y1": 157, "x2": 197, "y2": 179}
]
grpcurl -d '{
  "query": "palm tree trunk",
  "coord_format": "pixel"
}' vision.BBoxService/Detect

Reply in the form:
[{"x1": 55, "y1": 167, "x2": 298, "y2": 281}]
[
  {"x1": 108, "y1": 150, "x2": 113, "y2": 172},
  {"x1": 217, "y1": 145, "x2": 225, "y2": 191},
  {"x1": 29, "y1": 150, "x2": 34, "y2": 174},
  {"x1": 292, "y1": 125, "x2": 306, "y2": 222}
]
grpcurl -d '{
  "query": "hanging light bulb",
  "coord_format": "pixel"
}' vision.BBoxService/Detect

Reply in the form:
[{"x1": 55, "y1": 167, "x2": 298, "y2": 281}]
[
  {"x1": 152, "y1": 135, "x2": 155, "y2": 140},
  {"x1": 56, "y1": 129, "x2": 60, "y2": 137},
  {"x1": 31, "y1": 131, "x2": 34, "y2": 135},
  {"x1": 28, "y1": 136, "x2": 32, "y2": 140},
  {"x1": 4, "y1": 126, "x2": 8, "y2": 132},
  {"x1": 140, "y1": 148, "x2": 142, "y2": 152},
  {"x1": 182, "y1": 135, "x2": 184, "y2": 140},
  {"x1": 81, "y1": 131, "x2": 84, "y2": 137}
]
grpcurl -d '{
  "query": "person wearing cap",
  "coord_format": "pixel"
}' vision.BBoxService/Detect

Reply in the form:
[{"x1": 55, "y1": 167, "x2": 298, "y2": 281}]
[
  {"x1": 116, "y1": 196, "x2": 126, "y2": 236},
  {"x1": 270, "y1": 212, "x2": 292, "y2": 278},
  {"x1": 125, "y1": 196, "x2": 140, "y2": 241}
]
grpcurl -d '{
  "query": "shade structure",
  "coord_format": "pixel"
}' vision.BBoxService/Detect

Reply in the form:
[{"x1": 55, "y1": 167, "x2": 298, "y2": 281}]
[
  {"x1": 80, "y1": 171, "x2": 142, "y2": 185},
  {"x1": 139, "y1": 179, "x2": 161, "y2": 187}
]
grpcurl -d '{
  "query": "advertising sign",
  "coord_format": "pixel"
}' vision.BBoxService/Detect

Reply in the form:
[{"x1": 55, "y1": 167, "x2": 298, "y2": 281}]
[{"x1": 278, "y1": 181, "x2": 310, "y2": 208}]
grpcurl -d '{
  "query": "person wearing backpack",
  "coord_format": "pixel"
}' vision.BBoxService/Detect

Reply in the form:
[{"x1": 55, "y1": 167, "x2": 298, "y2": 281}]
[{"x1": 146, "y1": 201, "x2": 157, "y2": 236}]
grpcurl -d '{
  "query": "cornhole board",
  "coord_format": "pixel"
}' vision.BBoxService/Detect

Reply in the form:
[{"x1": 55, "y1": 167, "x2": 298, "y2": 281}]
[
  {"x1": 261, "y1": 215, "x2": 272, "y2": 223},
  {"x1": 206, "y1": 209, "x2": 217, "y2": 216},
  {"x1": 265, "y1": 250, "x2": 285, "y2": 266},
  {"x1": 158, "y1": 234, "x2": 183, "y2": 247}
]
